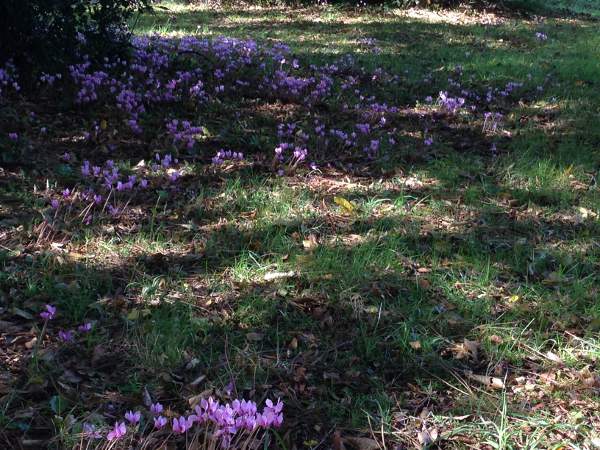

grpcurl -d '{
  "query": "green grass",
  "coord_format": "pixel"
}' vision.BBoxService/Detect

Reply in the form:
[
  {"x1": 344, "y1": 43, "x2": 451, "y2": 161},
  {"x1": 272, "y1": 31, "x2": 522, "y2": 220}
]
[{"x1": 2, "y1": 1, "x2": 600, "y2": 448}]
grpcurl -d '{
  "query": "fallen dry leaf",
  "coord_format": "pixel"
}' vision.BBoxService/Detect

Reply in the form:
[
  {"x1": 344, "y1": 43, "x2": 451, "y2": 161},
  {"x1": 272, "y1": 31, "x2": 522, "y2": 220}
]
[
  {"x1": 545, "y1": 351, "x2": 563, "y2": 365},
  {"x1": 410, "y1": 341, "x2": 422, "y2": 350},
  {"x1": 246, "y1": 332, "x2": 264, "y2": 342},
  {"x1": 465, "y1": 371, "x2": 505, "y2": 390},
  {"x1": 452, "y1": 339, "x2": 480, "y2": 361},
  {"x1": 343, "y1": 436, "x2": 379, "y2": 450},
  {"x1": 417, "y1": 427, "x2": 439, "y2": 447}
]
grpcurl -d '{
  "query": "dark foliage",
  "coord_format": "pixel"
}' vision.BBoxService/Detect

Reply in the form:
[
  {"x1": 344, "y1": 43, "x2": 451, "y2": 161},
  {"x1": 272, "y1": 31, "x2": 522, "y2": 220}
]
[{"x1": 0, "y1": 0, "x2": 151, "y2": 83}]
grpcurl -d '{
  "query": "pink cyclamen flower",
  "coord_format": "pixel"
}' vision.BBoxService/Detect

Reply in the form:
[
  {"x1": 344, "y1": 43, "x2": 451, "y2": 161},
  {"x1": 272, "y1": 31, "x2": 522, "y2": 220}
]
[
  {"x1": 58, "y1": 330, "x2": 74, "y2": 342},
  {"x1": 150, "y1": 403, "x2": 163, "y2": 415},
  {"x1": 78, "y1": 322, "x2": 93, "y2": 333},
  {"x1": 40, "y1": 304, "x2": 56, "y2": 320},
  {"x1": 172, "y1": 416, "x2": 192, "y2": 434},
  {"x1": 154, "y1": 416, "x2": 167, "y2": 429},
  {"x1": 124, "y1": 410, "x2": 141, "y2": 424},
  {"x1": 265, "y1": 398, "x2": 284, "y2": 414},
  {"x1": 107, "y1": 422, "x2": 127, "y2": 441}
]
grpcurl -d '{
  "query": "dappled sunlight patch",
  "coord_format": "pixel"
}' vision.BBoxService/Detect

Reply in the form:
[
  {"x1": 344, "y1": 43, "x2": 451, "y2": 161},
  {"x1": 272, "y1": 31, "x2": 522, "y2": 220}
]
[{"x1": 390, "y1": 7, "x2": 508, "y2": 26}]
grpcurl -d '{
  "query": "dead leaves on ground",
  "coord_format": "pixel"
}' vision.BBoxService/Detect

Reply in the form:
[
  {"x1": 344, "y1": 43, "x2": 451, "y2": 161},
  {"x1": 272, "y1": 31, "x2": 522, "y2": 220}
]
[{"x1": 333, "y1": 432, "x2": 380, "y2": 450}]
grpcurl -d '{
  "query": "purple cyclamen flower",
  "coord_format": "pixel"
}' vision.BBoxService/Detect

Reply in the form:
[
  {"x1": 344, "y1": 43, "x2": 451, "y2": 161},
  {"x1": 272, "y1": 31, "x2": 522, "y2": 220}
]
[
  {"x1": 108, "y1": 205, "x2": 119, "y2": 217},
  {"x1": 139, "y1": 179, "x2": 148, "y2": 188},
  {"x1": 81, "y1": 161, "x2": 90, "y2": 177},
  {"x1": 107, "y1": 422, "x2": 127, "y2": 441},
  {"x1": 62, "y1": 188, "x2": 71, "y2": 198},
  {"x1": 172, "y1": 416, "x2": 193, "y2": 434},
  {"x1": 58, "y1": 330, "x2": 74, "y2": 342},
  {"x1": 424, "y1": 138, "x2": 433, "y2": 146},
  {"x1": 150, "y1": 403, "x2": 163, "y2": 415},
  {"x1": 51, "y1": 199, "x2": 60, "y2": 209},
  {"x1": 266, "y1": 398, "x2": 284, "y2": 414},
  {"x1": 78, "y1": 322, "x2": 93, "y2": 333},
  {"x1": 40, "y1": 304, "x2": 56, "y2": 320},
  {"x1": 125, "y1": 410, "x2": 141, "y2": 424},
  {"x1": 8, "y1": 132, "x2": 18, "y2": 141},
  {"x1": 154, "y1": 416, "x2": 167, "y2": 429}
]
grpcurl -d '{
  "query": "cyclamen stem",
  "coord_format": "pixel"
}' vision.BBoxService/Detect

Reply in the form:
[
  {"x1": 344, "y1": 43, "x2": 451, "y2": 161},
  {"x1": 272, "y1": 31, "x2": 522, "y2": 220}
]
[{"x1": 31, "y1": 319, "x2": 48, "y2": 370}]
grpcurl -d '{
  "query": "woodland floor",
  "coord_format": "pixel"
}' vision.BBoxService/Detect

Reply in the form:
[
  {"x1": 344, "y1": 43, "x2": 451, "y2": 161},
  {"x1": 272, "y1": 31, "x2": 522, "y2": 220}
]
[{"x1": 1, "y1": 1, "x2": 600, "y2": 449}]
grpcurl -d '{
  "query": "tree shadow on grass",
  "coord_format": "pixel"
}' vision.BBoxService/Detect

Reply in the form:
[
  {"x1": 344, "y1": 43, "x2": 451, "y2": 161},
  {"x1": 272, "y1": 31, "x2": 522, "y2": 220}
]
[{"x1": 2, "y1": 195, "x2": 599, "y2": 446}]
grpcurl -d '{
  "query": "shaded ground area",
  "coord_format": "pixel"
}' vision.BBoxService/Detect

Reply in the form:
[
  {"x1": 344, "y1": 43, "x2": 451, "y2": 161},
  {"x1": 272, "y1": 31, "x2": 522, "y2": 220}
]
[{"x1": 1, "y1": 1, "x2": 600, "y2": 449}]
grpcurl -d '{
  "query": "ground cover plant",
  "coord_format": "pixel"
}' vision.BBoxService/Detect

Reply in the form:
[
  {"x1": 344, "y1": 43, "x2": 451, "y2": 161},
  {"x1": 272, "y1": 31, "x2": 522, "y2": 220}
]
[{"x1": 1, "y1": 0, "x2": 600, "y2": 448}]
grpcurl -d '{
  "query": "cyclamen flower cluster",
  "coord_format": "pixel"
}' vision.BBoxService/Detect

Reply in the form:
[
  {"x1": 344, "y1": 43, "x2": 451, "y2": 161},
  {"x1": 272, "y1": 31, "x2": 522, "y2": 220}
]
[
  {"x1": 86, "y1": 397, "x2": 283, "y2": 448},
  {"x1": 40, "y1": 305, "x2": 92, "y2": 343},
  {"x1": 51, "y1": 152, "x2": 184, "y2": 222},
  {"x1": 438, "y1": 91, "x2": 465, "y2": 114},
  {"x1": 275, "y1": 143, "x2": 308, "y2": 168},
  {"x1": 40, "y1": 304, "x2": 57, "y2": 320},
  {"x1": 166, "y1": 119, "x2": 203, "y2": 149},
  {"x1": 212, "y1": 149, "x2": 244, "y2": 165},
  {"x1": 483, "y1": 112, "x2": 503, "y2": 133},
  {"x1": 40, "y1": 72, "x2": 62, "y2": 86},
  {"x1": 0, "y1": 61, "x2": 20, "y2": 97},
  {"x1": 13, "y1": 32, "x2": 542, "y2": 223},
  {"x1": 357, "y1": 37, "x2": 382, "y2": 54}
]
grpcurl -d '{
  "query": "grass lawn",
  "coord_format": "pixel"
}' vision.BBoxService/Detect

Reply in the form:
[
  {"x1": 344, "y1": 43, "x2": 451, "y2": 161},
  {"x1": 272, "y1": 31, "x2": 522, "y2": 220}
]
[{"x1": 1, "y1": 1, "x2": 600, "y2": 448}]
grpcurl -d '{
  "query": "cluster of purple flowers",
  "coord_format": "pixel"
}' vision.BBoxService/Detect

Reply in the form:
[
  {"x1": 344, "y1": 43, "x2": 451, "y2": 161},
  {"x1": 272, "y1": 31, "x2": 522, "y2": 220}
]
[
  {"x1": 166, "y1": 119, "x2": 203, "y2": 149},
  {"x1": 7, "y1": 31, "x2": 544, "y2": 225},
  {"x1": 357, "y1": 37, "x2": 382, "y2": 54},
  {"x1": 483, "y1": 112, "x2": 503, "y2": 133},
  {"x1": 39, "y1": 304, "x2": 93, "y2": 343},
  {"x1": 50, "y1": 149, "x2": 188, "y2": 223},
  {"x1": 87, "y1": 397, "x2": 283, "y2": 448},
  {"x1": 438, "y1": 91, "x2": 465, "y2": 114},
  {"x1": 40, "y1": 72, "x2": 62, "y2": 86},
  {"x1": 274, "y1": 142, "x2": 308, "y2": 170},
  {"x1": 38, "y1": 303, "x2": 283, "y2": 447},
  {"x1": 69, "y1": 60, "x2": 109, "y2": 103},
  {"x1": 0, "y1": 61, "x2": 20, "y2": 97},
  {"x1": 212, "y1": 149, "x2": 244, "y2": 165}
]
